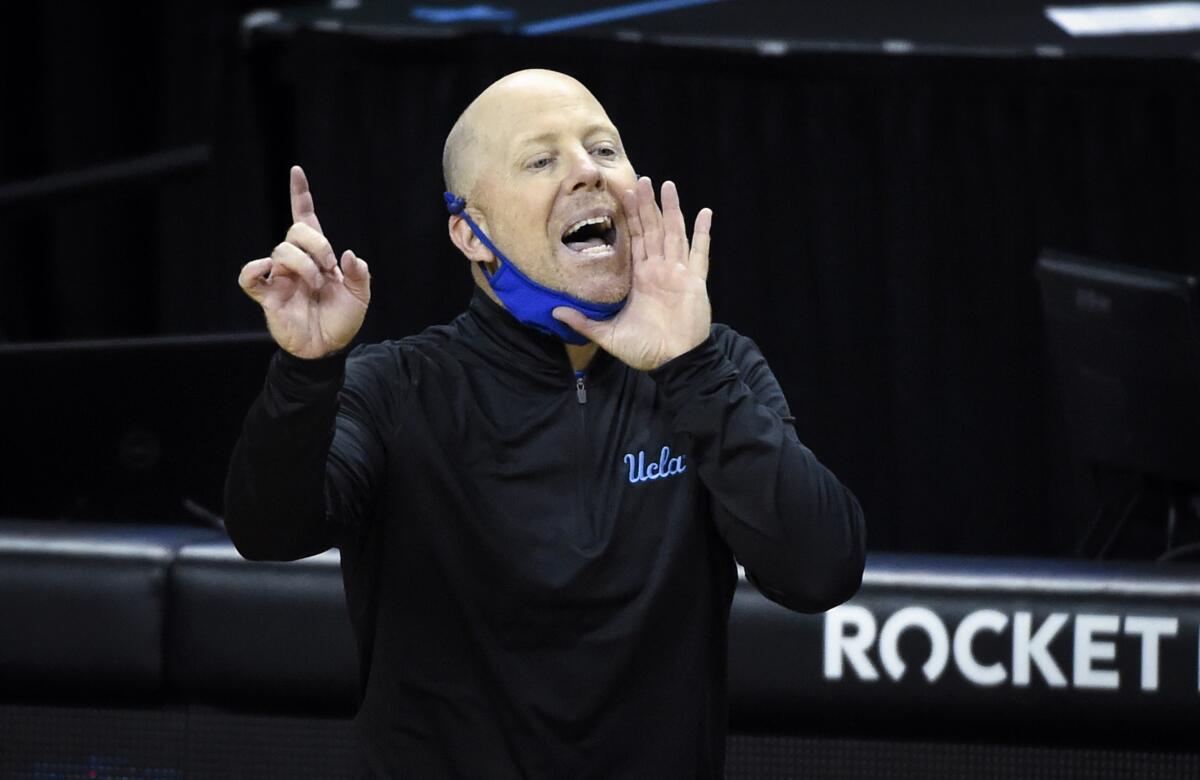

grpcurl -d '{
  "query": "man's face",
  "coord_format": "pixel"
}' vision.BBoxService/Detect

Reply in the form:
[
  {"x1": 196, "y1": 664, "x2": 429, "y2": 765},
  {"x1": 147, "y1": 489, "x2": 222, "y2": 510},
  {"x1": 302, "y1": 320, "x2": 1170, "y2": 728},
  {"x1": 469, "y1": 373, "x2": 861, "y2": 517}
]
[{"x1": 472, "y1": 77, "x2": 638, "y2": 304}]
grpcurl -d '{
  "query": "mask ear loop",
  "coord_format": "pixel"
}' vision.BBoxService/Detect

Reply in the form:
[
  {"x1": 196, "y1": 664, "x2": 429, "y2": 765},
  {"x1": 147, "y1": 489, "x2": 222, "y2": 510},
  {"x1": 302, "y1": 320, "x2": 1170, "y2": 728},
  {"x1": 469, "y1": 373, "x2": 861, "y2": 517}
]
[
  {"x1": 442, "y1": 190, "x2": 627, "y2": 344},
  {"x1": 444, "y1": 192, "x2": 508, "y2": 276}
]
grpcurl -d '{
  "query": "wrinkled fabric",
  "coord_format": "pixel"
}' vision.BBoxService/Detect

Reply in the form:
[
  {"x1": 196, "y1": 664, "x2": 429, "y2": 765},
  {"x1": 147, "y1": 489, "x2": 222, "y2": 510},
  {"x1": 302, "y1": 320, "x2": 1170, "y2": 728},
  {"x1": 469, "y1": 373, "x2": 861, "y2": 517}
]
[{"x1": 225, "y1": 287, "x2": 865, "y2": 778}]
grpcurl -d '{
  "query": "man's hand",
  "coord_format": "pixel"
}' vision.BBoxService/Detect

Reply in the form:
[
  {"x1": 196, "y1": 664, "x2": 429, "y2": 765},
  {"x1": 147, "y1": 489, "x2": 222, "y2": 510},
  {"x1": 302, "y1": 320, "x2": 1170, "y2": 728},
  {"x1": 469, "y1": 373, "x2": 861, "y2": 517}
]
[
  {"x1": 238, "y1": 166, "x2": 371, "y2": 359},
  {"x1": 553, "y1": 177, "x2": 713, "y2": 371}
]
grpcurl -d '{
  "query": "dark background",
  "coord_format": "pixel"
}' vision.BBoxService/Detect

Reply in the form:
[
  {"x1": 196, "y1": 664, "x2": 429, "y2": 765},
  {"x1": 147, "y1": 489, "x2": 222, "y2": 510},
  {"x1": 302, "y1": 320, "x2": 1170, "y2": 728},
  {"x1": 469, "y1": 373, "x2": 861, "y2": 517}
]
[{"x1": 5, "y1": 0, "x2": 1200, "y2": 556}]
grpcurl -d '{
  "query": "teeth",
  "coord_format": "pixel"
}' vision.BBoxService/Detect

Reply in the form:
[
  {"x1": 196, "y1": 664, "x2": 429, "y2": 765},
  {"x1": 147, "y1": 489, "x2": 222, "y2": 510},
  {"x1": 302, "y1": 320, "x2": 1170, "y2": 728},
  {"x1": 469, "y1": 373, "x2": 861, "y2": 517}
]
[
  {"x1": 579, "y1": 244, "x2": 613, "y2": 255},
  {"x1": 564, "y1": 215, "x2": 613, "y2": 236}
]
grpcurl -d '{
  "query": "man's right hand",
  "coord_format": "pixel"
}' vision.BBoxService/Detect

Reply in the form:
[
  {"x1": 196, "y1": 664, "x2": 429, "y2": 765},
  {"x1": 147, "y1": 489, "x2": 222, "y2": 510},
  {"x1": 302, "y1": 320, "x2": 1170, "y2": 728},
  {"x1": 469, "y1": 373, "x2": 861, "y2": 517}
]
[{"x1": 238, "y1": 165, "x2": 371, "y2": 359}]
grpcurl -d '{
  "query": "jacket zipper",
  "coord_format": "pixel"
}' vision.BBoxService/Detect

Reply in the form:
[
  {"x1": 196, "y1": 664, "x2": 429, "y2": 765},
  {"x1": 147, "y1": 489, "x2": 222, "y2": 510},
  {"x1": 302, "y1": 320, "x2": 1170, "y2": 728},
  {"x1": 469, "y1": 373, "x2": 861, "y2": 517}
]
[
  {"x1": 575, "y1": 371, "x2": 587, "y2": 404},
  {"x1": 574, "y1": 370, "x2": 587, "y2": 539}
]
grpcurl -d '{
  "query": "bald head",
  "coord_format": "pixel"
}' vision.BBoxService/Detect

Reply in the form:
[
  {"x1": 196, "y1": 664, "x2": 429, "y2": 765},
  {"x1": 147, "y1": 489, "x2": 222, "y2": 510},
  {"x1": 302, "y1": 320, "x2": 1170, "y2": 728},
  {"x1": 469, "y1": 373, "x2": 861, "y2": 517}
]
[
  {"x1": 443, "y1": 68, "x2": 638, "y2": 306},
  {"x1": 441, "y1": 115, "x2": 478, "y2": 199},
  {"x1": 442, "y1": 69, "x2": 611, "y2": 202}
]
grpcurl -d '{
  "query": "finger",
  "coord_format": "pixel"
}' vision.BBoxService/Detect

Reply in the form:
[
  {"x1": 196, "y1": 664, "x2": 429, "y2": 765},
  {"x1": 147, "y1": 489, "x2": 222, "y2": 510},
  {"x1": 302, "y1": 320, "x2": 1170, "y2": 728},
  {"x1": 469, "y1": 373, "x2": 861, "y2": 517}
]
[
  {"x1": 286, "y1": 221, "x2": 337, "y2": 271},
  {"x1": 552, "y1": 307, "x2": 607, "y2": 346},
  {"x1": 340, "y1": 249, "x2": 368, "y2": 281},
  {"x1": 618, "y1": 187, "x2": 645, "y2": 264},
  {"x1": 689, "y1": 208, "x2": 713, "y2": 280},
  {"x1": 271, "y1": 241, "x2": 324, "y2": 291},
  {"x1": 661, "y1": 181, "x2": 687, "y2": 265},
  {"x1": 238, "y1": 257, "x2": 273, "y2": 300},
  {"x1": 340, "y1": 249, "x2": 372, "y2": 302},
  {"x1": 290, "y1": 165, "x2": 324, "y2": 234},
  {"x1": 637, "y1": 177, "x2": 665, "y2": 261}
]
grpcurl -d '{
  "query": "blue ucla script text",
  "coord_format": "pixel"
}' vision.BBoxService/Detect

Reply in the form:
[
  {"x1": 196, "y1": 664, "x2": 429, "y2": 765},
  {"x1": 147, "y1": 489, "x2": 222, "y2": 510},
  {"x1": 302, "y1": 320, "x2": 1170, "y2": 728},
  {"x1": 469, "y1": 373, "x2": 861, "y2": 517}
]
[{"x1": 623, "y1": 446, "x2": 687, "y2": 484}]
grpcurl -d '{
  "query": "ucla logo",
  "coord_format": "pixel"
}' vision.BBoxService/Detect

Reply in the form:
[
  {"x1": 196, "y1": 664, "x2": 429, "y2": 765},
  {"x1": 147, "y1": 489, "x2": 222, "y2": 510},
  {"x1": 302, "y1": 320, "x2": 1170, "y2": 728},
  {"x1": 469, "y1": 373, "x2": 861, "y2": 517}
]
[{"x1": 623, "y1": 446, "x2": 687, "y2": 484}]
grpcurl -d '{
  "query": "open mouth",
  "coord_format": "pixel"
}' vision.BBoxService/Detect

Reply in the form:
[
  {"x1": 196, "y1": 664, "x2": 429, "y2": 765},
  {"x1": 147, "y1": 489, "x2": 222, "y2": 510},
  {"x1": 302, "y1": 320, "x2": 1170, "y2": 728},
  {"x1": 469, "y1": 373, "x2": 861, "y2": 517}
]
[{"x1": 561, "y1": 215, "x2": 617, "y2": 255}]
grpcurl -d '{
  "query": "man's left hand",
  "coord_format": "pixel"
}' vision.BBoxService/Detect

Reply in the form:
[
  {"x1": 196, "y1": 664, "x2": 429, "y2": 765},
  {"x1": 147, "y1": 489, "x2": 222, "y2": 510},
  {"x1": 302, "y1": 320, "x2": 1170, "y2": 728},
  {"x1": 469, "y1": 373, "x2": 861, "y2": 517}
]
[{"x1": 553, "y1": 177, "x2": 713, "y2": 371}]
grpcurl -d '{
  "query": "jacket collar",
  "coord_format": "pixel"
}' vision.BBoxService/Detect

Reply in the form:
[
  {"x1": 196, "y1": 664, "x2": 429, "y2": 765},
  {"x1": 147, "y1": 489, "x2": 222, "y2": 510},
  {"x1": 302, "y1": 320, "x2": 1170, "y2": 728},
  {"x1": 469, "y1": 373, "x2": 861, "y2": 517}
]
[{"x1": 461, "y1": 286, "x2": 615, "y2": 385}]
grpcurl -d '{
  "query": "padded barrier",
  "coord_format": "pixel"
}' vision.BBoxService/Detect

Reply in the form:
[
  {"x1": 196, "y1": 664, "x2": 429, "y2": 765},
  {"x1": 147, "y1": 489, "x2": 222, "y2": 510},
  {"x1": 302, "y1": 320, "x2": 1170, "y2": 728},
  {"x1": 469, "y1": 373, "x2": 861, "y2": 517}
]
[
  {"x1": 4, "y1": 520, "x2": 1200, "y2": 776},
  {"x1": 164, "y1": 538, "x2": 1200, "y2": 748},
  {"x1": 0, "y1": 520, "x2": 220, "y2": 697},
  {"x1": 731, "y1": 554, "x2": 1200, "y2": 747},
  {"x1": 168, "y1": 539, "x2": 359, "y2": 713}
]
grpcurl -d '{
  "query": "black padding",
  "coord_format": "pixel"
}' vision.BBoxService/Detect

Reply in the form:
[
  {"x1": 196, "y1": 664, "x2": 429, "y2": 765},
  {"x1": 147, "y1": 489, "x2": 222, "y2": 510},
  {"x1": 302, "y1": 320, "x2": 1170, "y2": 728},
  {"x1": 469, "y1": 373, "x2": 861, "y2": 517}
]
[
  {"x1": 730, "y1": 553, "x2": 1200, "y2": 746},
  {"x1": 168, "y1": 539, "x2": 359, "y2": 713},
  {"x1": 0, "y1": 520, "x2": 219, "y2": 695},
  {"x1": 9, "y1": 516, "x2": 1200, "y2": 754}
]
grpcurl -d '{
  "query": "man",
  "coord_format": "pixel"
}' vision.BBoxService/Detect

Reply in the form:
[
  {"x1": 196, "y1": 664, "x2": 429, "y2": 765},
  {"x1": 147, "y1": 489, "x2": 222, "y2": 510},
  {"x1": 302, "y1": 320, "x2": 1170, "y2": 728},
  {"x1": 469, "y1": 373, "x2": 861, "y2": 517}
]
[{"x1": 227, "y1": 69, "x2": 864, "y2": 778}]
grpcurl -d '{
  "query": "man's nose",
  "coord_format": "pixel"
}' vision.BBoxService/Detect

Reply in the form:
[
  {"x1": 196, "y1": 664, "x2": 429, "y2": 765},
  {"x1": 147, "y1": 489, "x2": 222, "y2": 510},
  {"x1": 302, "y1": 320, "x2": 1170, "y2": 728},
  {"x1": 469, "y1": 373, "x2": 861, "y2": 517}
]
[{"x1": 565, "y1": 149, "x2": 604, "y2": 193}]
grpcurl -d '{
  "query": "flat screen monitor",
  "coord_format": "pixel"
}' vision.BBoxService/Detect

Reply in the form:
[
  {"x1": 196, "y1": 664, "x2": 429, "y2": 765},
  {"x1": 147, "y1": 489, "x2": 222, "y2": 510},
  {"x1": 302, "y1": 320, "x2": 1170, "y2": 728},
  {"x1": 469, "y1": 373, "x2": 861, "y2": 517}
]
[
  {"x1": 1035, "y1": 250, "x2": 1200, "y2": 486},
  {"x1": 0, "y1": 333, "x2": 277, "y2": 524}
]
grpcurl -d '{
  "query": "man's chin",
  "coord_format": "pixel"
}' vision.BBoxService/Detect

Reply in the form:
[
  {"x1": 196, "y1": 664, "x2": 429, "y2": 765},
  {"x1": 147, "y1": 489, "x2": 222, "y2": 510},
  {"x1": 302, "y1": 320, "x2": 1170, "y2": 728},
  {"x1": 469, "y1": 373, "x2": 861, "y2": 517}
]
[
  {"x1": 577, "y1": 286, "x2": 629, "y2": 305},
  {"x1": 554, "y1": 249, "x2": 631, "y2": 304},
  {"x1": 563, "y1": 268, "x2": 631, "y2": 305}
]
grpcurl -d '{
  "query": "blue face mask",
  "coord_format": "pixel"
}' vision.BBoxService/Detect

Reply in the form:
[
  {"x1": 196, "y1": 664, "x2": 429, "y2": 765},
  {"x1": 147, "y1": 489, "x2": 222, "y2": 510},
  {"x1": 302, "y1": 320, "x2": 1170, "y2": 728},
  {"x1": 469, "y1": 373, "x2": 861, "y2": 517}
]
[{"x1": 444, "y1": 192, "x2": 626, "y2": 345}]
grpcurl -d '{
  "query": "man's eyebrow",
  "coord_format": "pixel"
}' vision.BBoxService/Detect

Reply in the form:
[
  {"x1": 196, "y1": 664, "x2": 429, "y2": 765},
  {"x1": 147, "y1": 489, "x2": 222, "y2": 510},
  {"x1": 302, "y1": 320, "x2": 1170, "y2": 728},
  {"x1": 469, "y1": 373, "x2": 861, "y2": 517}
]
[
  {"x1": 511, "y1": 124, "x2": 620, "y2": 153},
  {"x1": 513, "y1": 131, "x2": 558, "y2": 152},
  {"x1": 581, "y1": 123, "x2": 619, "y2": 138}
]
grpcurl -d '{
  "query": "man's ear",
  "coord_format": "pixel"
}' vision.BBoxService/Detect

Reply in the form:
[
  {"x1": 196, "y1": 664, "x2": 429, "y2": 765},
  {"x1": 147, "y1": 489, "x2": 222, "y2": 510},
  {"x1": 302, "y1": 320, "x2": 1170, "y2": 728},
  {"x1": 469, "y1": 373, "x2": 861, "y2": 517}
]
[{"x1": 448, "y1": 211, "x2": 495, "y2": 266}]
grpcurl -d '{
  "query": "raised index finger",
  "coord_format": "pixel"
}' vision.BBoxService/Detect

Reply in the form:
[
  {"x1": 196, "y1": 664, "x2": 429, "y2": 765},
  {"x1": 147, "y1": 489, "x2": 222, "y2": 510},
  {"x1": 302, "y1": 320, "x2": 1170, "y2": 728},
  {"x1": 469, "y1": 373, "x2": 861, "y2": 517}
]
[{"x1": 290, "y1": 165, "x2": 323, "y2": 234}]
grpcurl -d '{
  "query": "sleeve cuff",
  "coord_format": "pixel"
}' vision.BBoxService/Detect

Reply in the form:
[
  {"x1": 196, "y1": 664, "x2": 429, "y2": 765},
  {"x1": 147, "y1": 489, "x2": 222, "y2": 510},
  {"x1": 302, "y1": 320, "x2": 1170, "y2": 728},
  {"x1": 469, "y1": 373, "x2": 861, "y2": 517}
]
[
  {"x1": 647, "y1": 333, "x2": 739, "y2": 412},
  {"x1": 268, "y1": 348, "x2": 348, "y2": 401}
]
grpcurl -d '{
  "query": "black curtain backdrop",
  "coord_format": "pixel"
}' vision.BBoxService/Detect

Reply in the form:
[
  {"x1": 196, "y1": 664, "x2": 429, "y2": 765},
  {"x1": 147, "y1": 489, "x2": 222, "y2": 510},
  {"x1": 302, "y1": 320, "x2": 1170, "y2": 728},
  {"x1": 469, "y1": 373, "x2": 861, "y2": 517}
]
[
  {"x1": 5, "y1": 13, "x2": 1200, "y2": 556},
  {"x1": 221, "y1": 32, "x2": 1200, "y2": 556}
]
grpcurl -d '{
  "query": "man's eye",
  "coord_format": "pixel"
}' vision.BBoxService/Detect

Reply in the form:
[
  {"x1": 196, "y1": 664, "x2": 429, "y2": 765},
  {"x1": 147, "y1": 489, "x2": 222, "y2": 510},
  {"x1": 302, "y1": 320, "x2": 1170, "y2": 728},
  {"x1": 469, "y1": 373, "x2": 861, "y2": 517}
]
[
  {"x1": 529, "y1": 156, "x2": 554, "y2": 170},
  {"x1": 594, "y1": 147, "x2": 618, "y2": 159}
]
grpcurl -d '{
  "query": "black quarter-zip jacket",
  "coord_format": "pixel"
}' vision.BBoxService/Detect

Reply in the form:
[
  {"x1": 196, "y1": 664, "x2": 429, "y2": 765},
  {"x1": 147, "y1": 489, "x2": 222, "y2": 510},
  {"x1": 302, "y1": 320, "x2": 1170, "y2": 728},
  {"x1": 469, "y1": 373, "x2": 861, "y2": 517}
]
[{"x1": 225, "y1": 287, "x2": 865, "y2": 778}]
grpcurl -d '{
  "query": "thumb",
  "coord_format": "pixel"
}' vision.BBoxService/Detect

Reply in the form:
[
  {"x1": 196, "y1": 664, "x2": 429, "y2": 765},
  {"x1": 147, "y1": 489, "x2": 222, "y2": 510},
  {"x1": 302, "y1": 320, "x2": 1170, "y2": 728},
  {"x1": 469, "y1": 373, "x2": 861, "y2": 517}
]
[
  {"x1": 552, "y1": 306, "x2": 605, "y2": 344},
  {"x1": 341, "y1": 249, "x2": 371, "y2": 302}
]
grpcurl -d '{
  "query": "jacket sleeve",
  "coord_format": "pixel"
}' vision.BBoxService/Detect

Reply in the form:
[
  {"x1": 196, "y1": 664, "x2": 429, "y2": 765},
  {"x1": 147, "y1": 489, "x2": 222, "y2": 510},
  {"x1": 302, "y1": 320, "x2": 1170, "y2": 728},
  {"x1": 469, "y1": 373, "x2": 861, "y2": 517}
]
[
  {"x1": 648, "y1": 326, "x2": 865, "y2": 613},
  {"x1": 223, "y1": 345, "x2": 392, "y2": 562}
]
